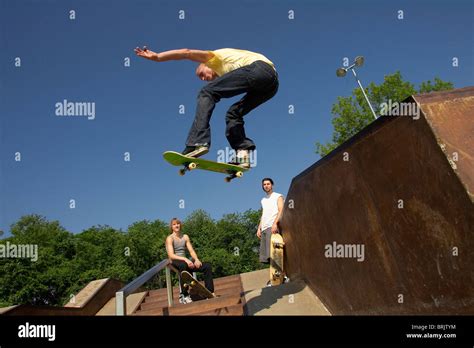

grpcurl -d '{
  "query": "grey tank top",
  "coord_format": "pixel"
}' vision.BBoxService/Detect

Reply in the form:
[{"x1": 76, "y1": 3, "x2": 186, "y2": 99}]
[{"x1": 172, "y1": 236, "x2": 186, "y2": 257}]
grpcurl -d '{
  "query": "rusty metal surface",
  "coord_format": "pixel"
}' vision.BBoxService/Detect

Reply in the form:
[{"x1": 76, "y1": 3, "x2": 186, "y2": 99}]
[
  {"x1": 414, "y1": 86, "x2": 474, "y2": 201},
  {"x1": 280, "y1": 87, "x2": 474, "y2": 314}
]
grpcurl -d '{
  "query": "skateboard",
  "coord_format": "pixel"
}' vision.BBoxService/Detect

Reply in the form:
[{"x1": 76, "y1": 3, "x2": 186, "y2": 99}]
[
  {"x1": 181, "y1": 271, "x2": 215, "y2": 301},
  {"x1": 270, "y1": 233, "x2": 285, "y2": 286},
  {"x1": 163, "y1": 151, "x2": 249, "y2": 182}
]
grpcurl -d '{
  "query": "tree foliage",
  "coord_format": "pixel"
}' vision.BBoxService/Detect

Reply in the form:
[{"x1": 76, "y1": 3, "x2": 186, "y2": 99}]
[{"x1": 315, "y1": 72, "x2": 454, "y2": 157}]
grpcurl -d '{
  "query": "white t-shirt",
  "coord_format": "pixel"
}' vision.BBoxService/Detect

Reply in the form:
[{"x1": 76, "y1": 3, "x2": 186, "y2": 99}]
[{"x1": 260, "y1": 192, "x2": 283, "y2": 230}]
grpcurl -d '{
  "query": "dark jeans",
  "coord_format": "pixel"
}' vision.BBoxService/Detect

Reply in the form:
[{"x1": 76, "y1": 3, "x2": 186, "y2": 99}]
[
  {"x1": 172, "y1": 260, "x2": 215, "y2": 294},
  {"x1": 186, "y1": 60, "x2": 279, "y2": 150}
]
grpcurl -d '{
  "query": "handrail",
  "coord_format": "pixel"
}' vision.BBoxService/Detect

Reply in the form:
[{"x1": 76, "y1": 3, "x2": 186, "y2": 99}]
[{"x1": 116, "y1": 259, "x2": 179, "y2": 315}]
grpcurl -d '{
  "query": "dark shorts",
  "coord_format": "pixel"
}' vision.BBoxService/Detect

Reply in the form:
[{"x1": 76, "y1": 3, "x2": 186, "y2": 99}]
[{"x1": 259, "y1": 227, "x2": 272, "y2": 263}]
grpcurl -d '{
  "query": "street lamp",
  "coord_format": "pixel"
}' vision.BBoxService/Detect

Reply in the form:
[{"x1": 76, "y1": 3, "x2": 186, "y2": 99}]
[{"x1": 336, "y1": 56, "x2": 378, "y2": 119}]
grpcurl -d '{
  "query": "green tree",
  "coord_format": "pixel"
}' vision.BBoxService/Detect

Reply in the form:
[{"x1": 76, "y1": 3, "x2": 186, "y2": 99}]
[
  {"x1": 124, "y1": 219, "x2": 169, "y2": 289},
  {"x1": 182, "y1": 209, "x2": 264, "y2": 278},
  {"x1": 315, "y1": 72, "x2": 454, "y2": 157},
  {"x1": 69, "y1": 225, "x2": 131, "y2": 300},
  {"x1": 0, "y1": 215, "x2": 76, "y2": 305}
]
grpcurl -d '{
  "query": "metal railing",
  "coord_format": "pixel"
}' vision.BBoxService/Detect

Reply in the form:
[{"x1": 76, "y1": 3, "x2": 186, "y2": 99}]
[{"x1": 115, "y1": 259, "x2": 180, "y2": 315}]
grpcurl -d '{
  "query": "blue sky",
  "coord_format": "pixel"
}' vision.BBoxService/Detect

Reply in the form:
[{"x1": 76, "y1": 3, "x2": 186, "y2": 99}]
[{"x1": 1, "y1": 0, "x2": 473, "y2": 235}]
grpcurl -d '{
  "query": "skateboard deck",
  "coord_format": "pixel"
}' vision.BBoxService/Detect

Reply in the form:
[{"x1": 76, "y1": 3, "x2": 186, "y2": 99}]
[
  {"x1": 163, "y1": 151, "x2": 249, "y2": 182},
  {"x1": 181, "y1": 271, "x2": 214, "y2": 301},
  {"x1": 270, "y1": 233, "x2": 285, "y2": 286}
]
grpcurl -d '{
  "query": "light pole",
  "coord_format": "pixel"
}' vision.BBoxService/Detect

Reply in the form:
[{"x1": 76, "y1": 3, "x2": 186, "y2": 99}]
[{"x1": 336, "y1": 56, "x2": 378, "y2": 119}]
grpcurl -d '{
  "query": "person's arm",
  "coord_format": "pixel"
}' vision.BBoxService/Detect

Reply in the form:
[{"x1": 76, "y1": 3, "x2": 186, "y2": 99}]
[
  {"x1": 256, "y1": 209, "x2": 263, "y2": 239},
  {"x1": 166, "y1": 236, "x2": 194, "y2": 267},
  {"x1": 134, "y1": 46, "x2": 214, "y2": 63},
  {"x1": 271, "y1": 196, "x2": 285, "y2": 234},
  {"x1": 185, "y1": 235, "x2": 202, "y2": 268}
]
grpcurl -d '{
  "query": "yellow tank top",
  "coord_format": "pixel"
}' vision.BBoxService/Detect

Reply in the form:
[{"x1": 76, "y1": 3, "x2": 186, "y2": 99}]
[{"x1": 205, "y1": 48, "x2": 275, "y2": 76}]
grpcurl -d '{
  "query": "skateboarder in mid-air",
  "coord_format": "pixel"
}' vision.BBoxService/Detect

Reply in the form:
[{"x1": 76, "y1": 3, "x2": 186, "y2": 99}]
[
  {"x1": 165, "y1": 218, "x2": 215, "y2": 304},
  {"x1": 134, "y1": 46, "x2": 279, "y2": 167}
]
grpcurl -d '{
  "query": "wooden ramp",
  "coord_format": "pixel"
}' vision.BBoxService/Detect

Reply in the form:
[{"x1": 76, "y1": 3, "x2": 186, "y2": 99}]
[{"x1": 133, "y1": 274, "x2": 245, "y2": 316}]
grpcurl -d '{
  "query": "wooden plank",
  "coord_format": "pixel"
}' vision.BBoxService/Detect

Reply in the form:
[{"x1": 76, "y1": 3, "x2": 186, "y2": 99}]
[
  {"x1": 132, "y1": 308, "x2": 164, "y2": 316},
  {"x1": 134, "y1": 302, "x2": 243, "y2": 316},
  {"x1": 198, "y1": 304, "x2": 244, "y2": 316},
  {"x1": 165, "y1": 295, "x2": 241, "y2": 315},
  {"x1": 141, "y1": 285, "x2": 241, "y2": 310}
]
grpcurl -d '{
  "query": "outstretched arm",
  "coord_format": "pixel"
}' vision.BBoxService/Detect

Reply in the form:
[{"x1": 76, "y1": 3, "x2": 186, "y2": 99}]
[{"x1": 134, "y1": 46, "x2": 213, "y2": 63}]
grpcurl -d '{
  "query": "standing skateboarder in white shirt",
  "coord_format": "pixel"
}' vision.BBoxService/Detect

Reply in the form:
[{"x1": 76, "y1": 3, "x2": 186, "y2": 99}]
[
  {"x1": 257, "y1": 178, "x2": 289, "y2": 285},
  {"x1": 257, "y1": 178, "x2": 283, "y2": 257}
]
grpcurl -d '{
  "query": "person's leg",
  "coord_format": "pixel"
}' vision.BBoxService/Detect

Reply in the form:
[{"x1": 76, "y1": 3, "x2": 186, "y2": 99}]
[
  {"x1": 172, "y1": 260, "x2": 190, "y2": 297},
  {"x1": 185, "y1": 65, "x2": 255, "y2": 150},
  {"x1": 225, "y1": 62, "x2": 279, "y2": 151},
  {"x1": 225, "y1": 86, "x2": 279, "y2": 151},
  {"x1": 172, "y1": 260, "x2": 188, "y2": 272},
  {"x1": 195, "y1": 262, "x2": 215, "y2": 293},
  {"x1": 259, "y1": 227, "x2": 272, "y2": 263}
]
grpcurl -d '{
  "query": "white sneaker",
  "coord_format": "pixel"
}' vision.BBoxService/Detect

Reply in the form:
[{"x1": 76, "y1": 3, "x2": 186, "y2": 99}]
[
  {"x1": 228, "y1": 149, "x2": 251, "y2": 168},
  {"x1": 178, "y1": 294, "x2": 193, "y2": 304},
  {"x1": 236, "y1": 149, "x2": 250, "y2": 168},
  {"x1": 182, "y1": 145, "x2": 209, "y2": 158}
]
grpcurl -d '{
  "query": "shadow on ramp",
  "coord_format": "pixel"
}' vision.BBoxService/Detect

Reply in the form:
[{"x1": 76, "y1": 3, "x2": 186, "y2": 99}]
[{"x1": 244, "y1": 279, "x2": 328, "y2": 315}]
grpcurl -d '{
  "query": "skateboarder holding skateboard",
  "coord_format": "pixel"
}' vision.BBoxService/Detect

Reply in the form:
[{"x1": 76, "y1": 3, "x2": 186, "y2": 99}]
[
  {"x1": 134, "y1": 46, "x2": 279, "y2": 167},
  {"x1": 256, "y1": 178, "x2": 288, "y2": 285},
  {"x1": 165, "y1": 218, "x2": 215, "y2": 303}
]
